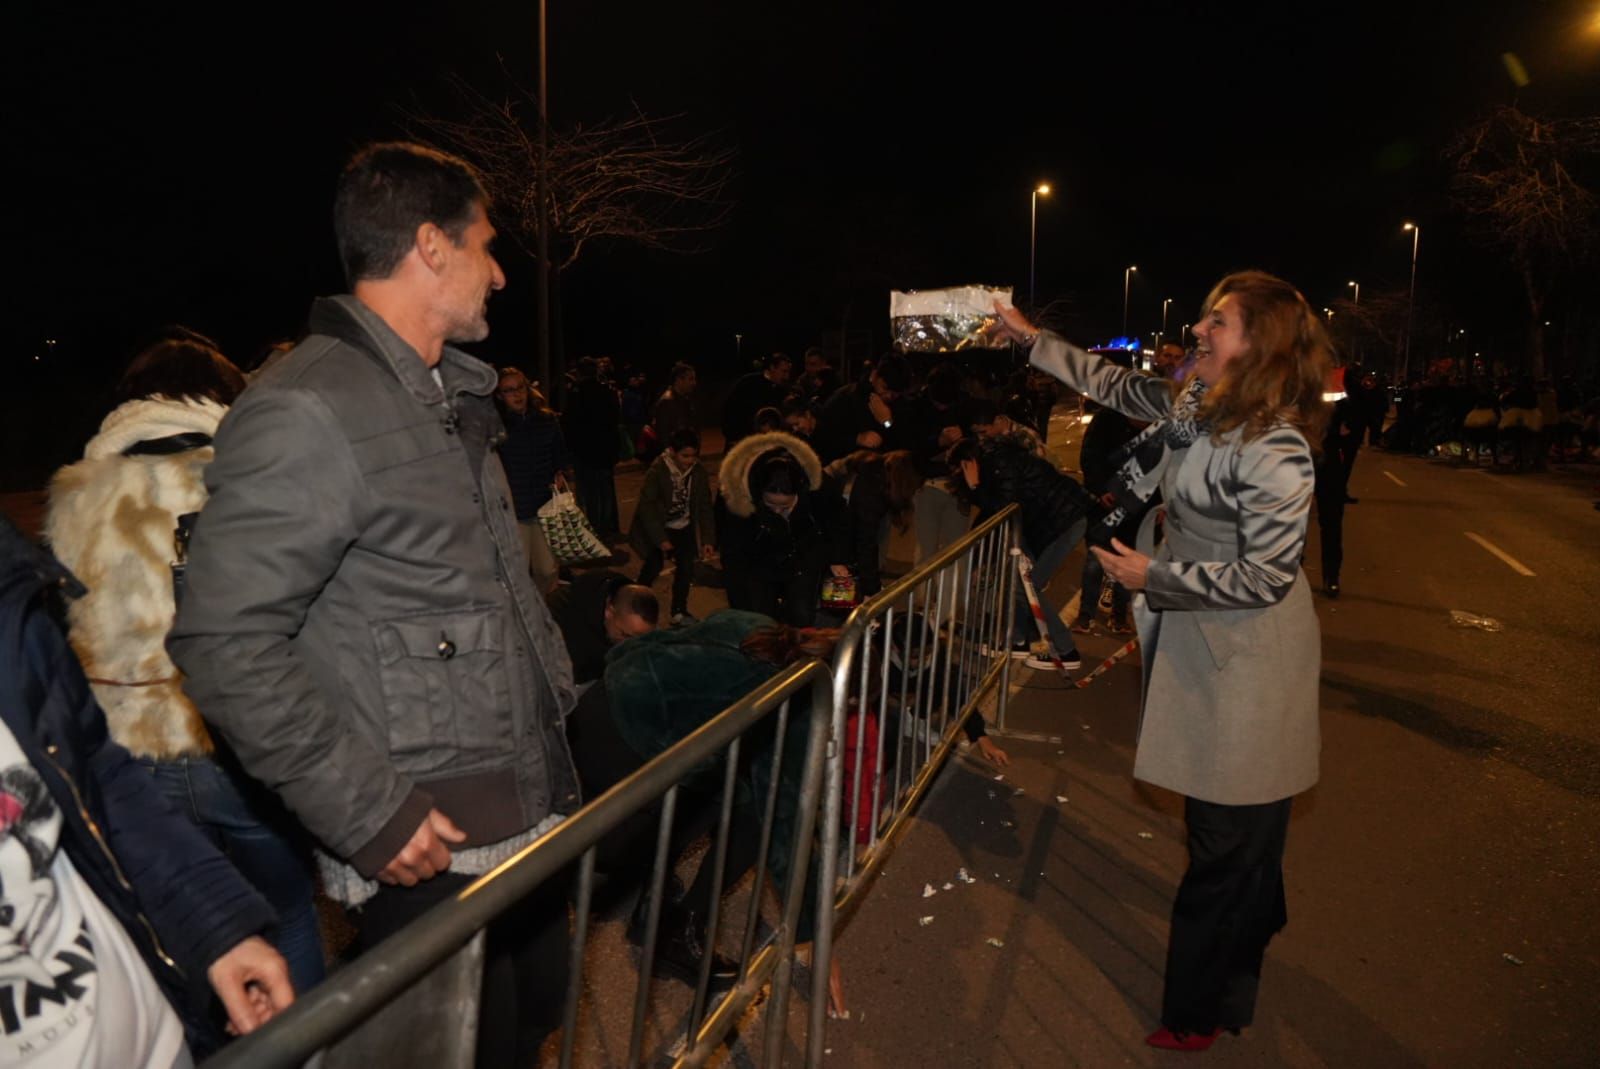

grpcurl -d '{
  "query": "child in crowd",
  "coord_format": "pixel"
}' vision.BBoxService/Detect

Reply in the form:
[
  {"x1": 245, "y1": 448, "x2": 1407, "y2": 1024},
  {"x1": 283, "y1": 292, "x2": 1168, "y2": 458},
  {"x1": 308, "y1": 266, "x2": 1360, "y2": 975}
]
[{"x1": 630, "y1": 427, "x2": 716, "y2": 625}]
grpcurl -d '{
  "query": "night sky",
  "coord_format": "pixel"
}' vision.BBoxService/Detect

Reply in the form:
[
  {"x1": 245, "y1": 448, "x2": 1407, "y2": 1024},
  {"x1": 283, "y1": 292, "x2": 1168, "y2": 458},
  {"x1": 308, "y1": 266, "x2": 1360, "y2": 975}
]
[{"x1": 6, "y1": 1, "x2": 1598, "y2": 436}]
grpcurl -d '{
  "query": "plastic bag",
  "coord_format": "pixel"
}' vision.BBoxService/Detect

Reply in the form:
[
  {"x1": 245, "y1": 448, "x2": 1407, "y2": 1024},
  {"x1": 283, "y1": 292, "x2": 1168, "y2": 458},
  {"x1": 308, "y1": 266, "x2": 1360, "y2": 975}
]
[
  {"x1": 1449, "y1": 610, "x2": 1504, "y2": 633},
  {"x1": 890, "y1": 285, "x2": 1013, "y2": 352}
]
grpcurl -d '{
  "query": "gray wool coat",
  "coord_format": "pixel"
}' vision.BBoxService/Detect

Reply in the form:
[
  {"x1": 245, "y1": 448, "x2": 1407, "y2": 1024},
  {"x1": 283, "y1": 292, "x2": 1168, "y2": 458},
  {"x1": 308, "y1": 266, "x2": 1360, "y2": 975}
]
[{"x1": 1031, "y1": 334, "x2": 1321, "y2": 805}]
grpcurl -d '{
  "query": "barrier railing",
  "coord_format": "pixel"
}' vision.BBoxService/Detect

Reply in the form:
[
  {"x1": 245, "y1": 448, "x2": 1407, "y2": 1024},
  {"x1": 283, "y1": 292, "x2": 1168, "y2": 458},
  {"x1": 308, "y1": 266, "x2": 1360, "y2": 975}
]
[
  {"x1": 204, "y1": 658, "x2": 835, "y2": 1069},
  {"x1": 806, "y1": 504, "x2": 1021, "y2": 1066}
]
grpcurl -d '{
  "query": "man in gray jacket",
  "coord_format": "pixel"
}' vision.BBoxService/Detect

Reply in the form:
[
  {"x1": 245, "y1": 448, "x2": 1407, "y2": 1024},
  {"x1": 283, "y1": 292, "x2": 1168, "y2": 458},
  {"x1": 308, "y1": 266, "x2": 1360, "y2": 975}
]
[{"x1": 169, "y1": 142, "x2": 580, "y2": 1064}]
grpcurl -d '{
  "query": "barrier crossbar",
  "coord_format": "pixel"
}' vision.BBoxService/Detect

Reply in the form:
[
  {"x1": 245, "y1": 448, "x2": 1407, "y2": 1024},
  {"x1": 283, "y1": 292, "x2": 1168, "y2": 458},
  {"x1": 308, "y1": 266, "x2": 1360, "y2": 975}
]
[
  {"x1": 204, "y1": 658, "x2": 836, "y2": 1069},
  {"x1": 807, "y1": 504, "x2": 1020, "y2": 1066}
]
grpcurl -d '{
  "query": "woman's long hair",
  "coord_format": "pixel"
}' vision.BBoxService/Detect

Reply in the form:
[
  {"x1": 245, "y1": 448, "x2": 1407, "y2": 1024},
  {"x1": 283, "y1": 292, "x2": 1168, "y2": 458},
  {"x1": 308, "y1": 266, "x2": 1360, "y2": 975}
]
[
  {"x1": 1196, "y1": 270, "x2": 1332, "y2": 452},
  {"x1": 740, "y1": 625, "x2": 842, "y2": 666},
  {"x1": 832, "y1": 449, "x2": 920, "y2": 531}
]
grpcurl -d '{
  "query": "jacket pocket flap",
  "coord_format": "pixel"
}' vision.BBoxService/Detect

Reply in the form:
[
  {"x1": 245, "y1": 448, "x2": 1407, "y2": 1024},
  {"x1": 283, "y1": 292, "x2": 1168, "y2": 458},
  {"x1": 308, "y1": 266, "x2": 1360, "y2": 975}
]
[{"x1": 374, "y1": 609, "x2": 503, "y2": 664}]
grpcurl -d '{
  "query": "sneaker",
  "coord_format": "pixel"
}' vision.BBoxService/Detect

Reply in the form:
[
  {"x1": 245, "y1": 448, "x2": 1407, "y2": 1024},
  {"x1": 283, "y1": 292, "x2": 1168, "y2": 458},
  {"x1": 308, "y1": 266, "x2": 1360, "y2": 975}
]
[
  {"x1": 1097, "y1": 579, "x2": 1115, "y2": 614},
  {"x1": 1069, "y1": 619, "x2": 1095, "y2": 635},
  {"x1": 1107, "y1": 619, "x2": 1135, "y2": 636},
  {"x1": 1007, "y1": 638, "x2": 1034, "y2": 659},
  {"x1": 1025, "y1": 648, "x2": 1082, "y2": 671}
]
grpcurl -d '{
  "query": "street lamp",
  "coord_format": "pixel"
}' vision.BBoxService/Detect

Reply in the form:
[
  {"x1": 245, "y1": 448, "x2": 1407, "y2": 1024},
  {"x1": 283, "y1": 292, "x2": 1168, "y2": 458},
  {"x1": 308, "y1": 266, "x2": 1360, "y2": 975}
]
[
  {"x1": 1324, "y1": 308, "x2": 1335, "y2": 323},
  {"x1": 1123, "y1": 265, "x2": 1138, "y2": 336},
  {"x1": 1347, "y1": 280, "x2": 1360, "y2": 306},
  {"x1": 1180, "y1": 322, "x2": 1190, "y2": 343},
  {"x1": 1029, "y1": 183, "x2": 1051, "y2": 309},
  {"x1": 1401, "y1": 222, "x2": 1421, "y2": 380},
  {"x1": 1161, "y1": 297, "x2": 1172, "y2": 337}
]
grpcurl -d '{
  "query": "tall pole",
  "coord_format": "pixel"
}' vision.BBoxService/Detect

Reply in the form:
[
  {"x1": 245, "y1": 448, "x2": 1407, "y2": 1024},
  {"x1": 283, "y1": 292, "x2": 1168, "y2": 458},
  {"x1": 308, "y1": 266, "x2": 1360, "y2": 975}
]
[
  {"x1": 1402, "y1": 223, "x2": 1420, "y2": 382},
  {"x1": 1347, "y1": 280, "x2": 1360, "y2": 306},
  {"x1": 1161, "y1": 297, "x2": 1172, "y2": 337},
  {"x1": 1347, "y1": 281, "x2": 1361, "y2": 364},
  {"x1": 1029, "y1": 183, "x2": 1050, "y2": 310},
  {"x1": 535, "y1": 0, "x2": 551, "y2": 393},
  {"x1": 1122, "y1": 265, "x2": 1137, "y2": 336}
]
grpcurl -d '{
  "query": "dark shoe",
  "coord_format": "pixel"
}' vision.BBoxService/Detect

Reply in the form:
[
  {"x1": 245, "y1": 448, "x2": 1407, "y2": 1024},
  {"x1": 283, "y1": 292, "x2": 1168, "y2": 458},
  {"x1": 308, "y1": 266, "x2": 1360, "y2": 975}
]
[
  {"x1": 1107, "y1": 619, "x2": 1134, "y2": 636},
  {"x1": 1025, "y1": 648, "x2": 1083, "y2": 671},
  {"x1": 1069, "y1": 619, "x2": 1095, "y2": 635},
  {"x1": 1145, "y1": 1026, "x2": 1220, "y2": 1052},
  {"x1": 1345, "y1": 495, "x2": 1360, "y2": 505},
  {"x1": 627, "y1": 898, "x2": 739, "y2": 988}
]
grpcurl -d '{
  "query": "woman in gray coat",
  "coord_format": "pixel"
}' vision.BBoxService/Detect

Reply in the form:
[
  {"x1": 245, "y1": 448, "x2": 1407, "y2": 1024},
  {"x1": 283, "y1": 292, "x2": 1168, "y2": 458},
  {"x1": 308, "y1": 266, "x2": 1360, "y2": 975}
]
[{"x1": 991, "y1": 270, "x2": 1330, "y2": 1053}]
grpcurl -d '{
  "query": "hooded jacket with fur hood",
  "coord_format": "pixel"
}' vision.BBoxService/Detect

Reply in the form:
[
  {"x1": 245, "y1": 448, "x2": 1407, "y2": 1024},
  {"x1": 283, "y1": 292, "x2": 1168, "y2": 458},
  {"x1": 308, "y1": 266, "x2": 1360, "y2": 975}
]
[
  {"x1": 45, "y1": 396, "x2": 227, "y2": 760},
  {"x1": 717, "y1": 433, "x2": 829, "y2": 625}
]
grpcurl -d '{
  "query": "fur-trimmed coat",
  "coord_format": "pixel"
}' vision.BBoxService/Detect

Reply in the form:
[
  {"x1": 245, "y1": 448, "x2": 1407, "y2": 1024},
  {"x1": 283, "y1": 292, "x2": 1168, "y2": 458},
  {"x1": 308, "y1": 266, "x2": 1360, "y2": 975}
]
[
  {"x1": 45, "y1": 397, "x2": 226, "y2": 759},
  {"x1": 716, "y1": 432, "x2": 828, "y2": 625}
]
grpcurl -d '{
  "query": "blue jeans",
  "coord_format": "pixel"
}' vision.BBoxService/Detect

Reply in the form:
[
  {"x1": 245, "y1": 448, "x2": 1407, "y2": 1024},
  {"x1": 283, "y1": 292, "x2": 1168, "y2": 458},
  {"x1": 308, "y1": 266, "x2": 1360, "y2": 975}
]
[
  {"x1": 139, "y1": 756, "x2": 326, "y2": 994},
  {"x1": 1014, "y1": 519, "x2": 1087, "y2": 656}
]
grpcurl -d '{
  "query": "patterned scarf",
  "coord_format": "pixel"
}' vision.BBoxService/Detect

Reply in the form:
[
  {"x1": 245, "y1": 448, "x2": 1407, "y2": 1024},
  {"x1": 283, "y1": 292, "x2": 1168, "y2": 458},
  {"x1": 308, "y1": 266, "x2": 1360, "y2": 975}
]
[{"x1": 1098, "y1": 376, "x2": 1209, "y2": 535}]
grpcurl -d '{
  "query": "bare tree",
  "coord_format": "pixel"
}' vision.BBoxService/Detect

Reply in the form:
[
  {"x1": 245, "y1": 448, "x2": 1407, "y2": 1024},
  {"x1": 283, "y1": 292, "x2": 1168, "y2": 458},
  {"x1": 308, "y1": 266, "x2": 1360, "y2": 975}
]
[
  {"x1": 403, "y1": 73, "x2": 737, "y2": 381},
  {"x1": 1449, "y1": 105, "x2": 1600, "y2": 376}
]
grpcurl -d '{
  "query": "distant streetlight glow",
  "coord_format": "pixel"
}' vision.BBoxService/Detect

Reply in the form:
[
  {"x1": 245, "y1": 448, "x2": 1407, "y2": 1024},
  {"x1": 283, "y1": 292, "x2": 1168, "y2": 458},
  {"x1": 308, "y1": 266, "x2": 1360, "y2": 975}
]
[
  {"x1": 1347, "y1": 280, "x2": 1360, "y2": 305},
  {"x1": 1161, "y1": 297, "x2": 1173, "y2": 336},
  {"x1": 1030, "y1": 183, "x2": 1052, "y2": 309},
  {"x1": 1123, "y1": 265, "x2": 1138, "y2": 335},
  {"x1": 1401, "y1": 223, "x2": 1421, "y2": 380}
]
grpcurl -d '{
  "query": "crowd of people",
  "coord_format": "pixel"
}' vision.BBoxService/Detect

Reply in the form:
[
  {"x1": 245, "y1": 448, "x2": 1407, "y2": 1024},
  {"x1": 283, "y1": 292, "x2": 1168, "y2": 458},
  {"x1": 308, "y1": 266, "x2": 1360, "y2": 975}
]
[{"x1": 13, "y1": 134, "x2": 1591, "y2": 1067}]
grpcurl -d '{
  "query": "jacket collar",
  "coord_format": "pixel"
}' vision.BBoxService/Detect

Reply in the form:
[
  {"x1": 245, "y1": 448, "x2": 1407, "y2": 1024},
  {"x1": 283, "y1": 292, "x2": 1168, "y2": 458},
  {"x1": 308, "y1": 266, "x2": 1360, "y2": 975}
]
[{"x1": 308, "y1": 295, "x2": 498, "y2": 404}]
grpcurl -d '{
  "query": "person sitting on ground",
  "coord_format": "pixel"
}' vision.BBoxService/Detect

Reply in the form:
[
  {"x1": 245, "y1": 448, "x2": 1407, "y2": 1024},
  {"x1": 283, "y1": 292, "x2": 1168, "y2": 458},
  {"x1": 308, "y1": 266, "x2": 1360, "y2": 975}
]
[
  {"x1": 819, "y1": 448, "x2": 920, "y2": 602},
  {"x1": 948, "y1": 436, "x2": 1093, "y2": 671},
  {"x1": 812, "y1": 353, "x2": 910, "y2": 462},
  {"x1": 717, "y1": 432, "x2": 828, "y2": 627},
  {"x1": 495, "y1": 366, "x2": 572, "y2": 594},
  {"x1": 630, "y1": 427, "x2": 717, "y2": 626},
  {"x1": 43, "y1": 329, "x2": 327, "y2": 996},
  {"x1": 2, "y1": 515, "x2": 295, "y2": 1063},
  {"x1": 547, "y1": 570, "x2": 659, "y2": 685}
]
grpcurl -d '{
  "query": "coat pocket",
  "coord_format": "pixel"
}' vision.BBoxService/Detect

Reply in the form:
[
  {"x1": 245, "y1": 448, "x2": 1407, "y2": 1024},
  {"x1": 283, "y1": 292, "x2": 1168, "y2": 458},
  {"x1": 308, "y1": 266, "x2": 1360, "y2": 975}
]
[
  {"x1": 371, "y1": 607, "x2": 513, "y2": 775},
  {"x1": 1191, "y1": 607, "x2": 1271, "y2": 671}
]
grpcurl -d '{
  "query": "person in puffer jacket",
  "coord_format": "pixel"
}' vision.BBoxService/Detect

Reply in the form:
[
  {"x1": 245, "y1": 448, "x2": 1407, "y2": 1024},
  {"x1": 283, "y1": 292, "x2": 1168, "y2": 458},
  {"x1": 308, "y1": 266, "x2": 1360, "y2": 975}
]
[
  {"x1": 44, "y1": 330, "x2": 326, "y2": 996},
  {"x1": 0, "y1": 513, "x2": 294, "y2": 1063},
  {"x1": 716, "y1": 431, "x2": 828, "y2": 627},
  {"x1": 948, "y1": 436, "x2": 1094, "y2": 670}
]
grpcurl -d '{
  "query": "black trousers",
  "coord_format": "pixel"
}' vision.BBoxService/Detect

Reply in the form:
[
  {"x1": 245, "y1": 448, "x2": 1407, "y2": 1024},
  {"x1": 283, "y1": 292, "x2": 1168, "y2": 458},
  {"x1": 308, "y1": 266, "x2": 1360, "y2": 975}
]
[
  {"x1": 353, "y1": 870, "x2": 570, "y2": 1068},
  {"x1": 1313, "y1": 458, "x2": 1347, "y2": 584},
  {"x1": 637, "y1": 523, "x2": 697, "y2": 616},
  {"x1": 1161, "y1": 795, "x2": 1292, "y2": 1033}
]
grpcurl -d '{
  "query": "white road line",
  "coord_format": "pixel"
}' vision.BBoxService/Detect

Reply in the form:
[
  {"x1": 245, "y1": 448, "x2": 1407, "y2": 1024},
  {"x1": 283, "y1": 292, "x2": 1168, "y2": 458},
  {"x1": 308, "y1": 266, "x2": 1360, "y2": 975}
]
[
  {"x1": 1464, "y1": 532, "x2": 1536, "y2": 577},
  {"x1": 1383, "y1": 471, "x2": 1407, "y2": 487}
]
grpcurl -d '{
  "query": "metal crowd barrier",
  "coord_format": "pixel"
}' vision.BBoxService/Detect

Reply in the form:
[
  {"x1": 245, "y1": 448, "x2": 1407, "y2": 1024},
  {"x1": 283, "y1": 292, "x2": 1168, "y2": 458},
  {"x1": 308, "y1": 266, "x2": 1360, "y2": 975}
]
[
  {"x1": 204, "y1": 658, "x2": 835, "y2": 1069},
  {"x1": 806, "y1": 504, "x2": 1021, "y2": 1064}
]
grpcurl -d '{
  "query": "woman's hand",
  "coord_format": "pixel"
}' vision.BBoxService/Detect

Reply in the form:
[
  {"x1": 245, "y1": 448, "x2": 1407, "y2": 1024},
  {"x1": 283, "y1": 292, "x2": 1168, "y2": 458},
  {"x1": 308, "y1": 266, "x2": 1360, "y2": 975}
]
[
  {"x1": 830, "y1": 564, "x2": 853, "y2": 578},
  {"x1": 960, "y1": 459, "x2": 980, "y2": 490},
  {"x1": 974, "y1": 735, "x2": 1010, "y2": 768},
  {"x1": 1089, "y1": 538, "x2": 1151, "y2": 591},
  {"x1": 988, "y1": 300, "x2": 1041, "y2": 347}
]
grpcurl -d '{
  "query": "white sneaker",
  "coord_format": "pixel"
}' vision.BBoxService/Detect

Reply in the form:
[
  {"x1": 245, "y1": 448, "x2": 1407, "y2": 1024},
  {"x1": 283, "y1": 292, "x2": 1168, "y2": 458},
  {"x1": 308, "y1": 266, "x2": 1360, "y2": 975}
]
[{"x1": 1025, "y1": 649, "x2": 1082, "y2": 672}]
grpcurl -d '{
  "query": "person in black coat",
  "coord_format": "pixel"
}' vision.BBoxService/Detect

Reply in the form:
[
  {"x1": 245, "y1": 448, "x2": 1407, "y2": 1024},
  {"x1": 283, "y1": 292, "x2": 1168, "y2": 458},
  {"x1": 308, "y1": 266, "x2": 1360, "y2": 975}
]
[
  {"x1": 1072, "y1": 398, "x2": 1146, "y2": 633},
  {"x1": 819, "y1": 449, "x2": 920, "y2": 600},
  {"x1": 496, "y1": 367, "x2": 572, "y2": 591},
  {"x1": 0, "y1": 516, "x2": 294, "y2": 1060},
  {"x1": 812, "y1": 353, "x2": 911, "y2": 462},
  {"x1": 720, "y1": 352, "x2": 793, "y2": 446},
  {"x1": 950, "y1": 437, "x2": 1093, "y2": 669},
  {"x1": 561, "y1": 356, "x2": 624, "y2": 540},
  {"x1": 716, "y1": 432, "x2": 828, "y2": 627}
]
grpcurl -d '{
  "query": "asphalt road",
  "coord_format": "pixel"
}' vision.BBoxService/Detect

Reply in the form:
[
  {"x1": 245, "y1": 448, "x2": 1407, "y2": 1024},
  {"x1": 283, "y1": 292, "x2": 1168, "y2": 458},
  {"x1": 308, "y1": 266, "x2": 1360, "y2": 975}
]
[{"x1": 810, "y1": 438, "x2": 1600, "y2": 1068}]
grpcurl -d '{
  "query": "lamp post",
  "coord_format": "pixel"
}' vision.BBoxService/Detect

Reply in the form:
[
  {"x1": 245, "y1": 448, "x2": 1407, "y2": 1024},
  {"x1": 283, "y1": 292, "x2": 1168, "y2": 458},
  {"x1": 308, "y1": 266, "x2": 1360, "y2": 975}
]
[
  {"x1": 1123, "y1": 265, "x2": 1137, "y2": 336},
  {"x1": 1324, "y1": 308, "x2": 1335, "y2": 323},
  {"x1": 1401, "y1": 223, "x2": 1420, "y2": 381},
  {"x1": 1029, "y1": 183, "x2": 1051, "y2": 310},
  {"x1": 1161, "y1": 297, "x2": 1172, "y2": 338},
  {"x1": 1347, "y1": 280, "x2": 1360, "y2": 306},
  {"x1": 1181, "y1": 323, "x2": 1190, "y2": 344},
  {"x1": 534, "y1": 0, "x2": 551, "y2": 393}
]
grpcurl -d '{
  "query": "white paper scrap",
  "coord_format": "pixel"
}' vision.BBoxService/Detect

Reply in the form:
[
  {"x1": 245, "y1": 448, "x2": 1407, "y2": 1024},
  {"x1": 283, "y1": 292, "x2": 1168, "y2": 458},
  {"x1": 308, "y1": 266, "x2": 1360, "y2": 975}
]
[
  {"x1": 986, "y1": 937, "x2": 1005, "y2": 948},
  {"x1": 1137, "y1": 832, "x2": 1155, "y2": 840},
  {"x1": 922, "y1": 883, "x2": 938, "y2": 898},
  {"x1": 919, "y1": 915, "x2": 935, "y2": 927}
]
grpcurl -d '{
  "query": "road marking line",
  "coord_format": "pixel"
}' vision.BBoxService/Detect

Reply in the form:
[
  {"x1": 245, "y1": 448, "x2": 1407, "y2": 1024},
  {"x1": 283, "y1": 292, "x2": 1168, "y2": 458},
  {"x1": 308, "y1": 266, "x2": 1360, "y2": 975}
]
[
  {"x1": 1383, "y1": 471, "x2": 1407, "y2": 487},
  {"x1": 1464, "y1": 532, "x2": 1536, "y2": 577}
]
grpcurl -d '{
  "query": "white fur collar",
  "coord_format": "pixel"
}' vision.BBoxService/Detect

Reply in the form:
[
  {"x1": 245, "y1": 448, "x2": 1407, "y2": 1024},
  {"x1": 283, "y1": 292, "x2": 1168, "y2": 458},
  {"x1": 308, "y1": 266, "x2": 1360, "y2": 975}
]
[{"x1": 83, "y1": 397, "x2": 228, "y2": 460}]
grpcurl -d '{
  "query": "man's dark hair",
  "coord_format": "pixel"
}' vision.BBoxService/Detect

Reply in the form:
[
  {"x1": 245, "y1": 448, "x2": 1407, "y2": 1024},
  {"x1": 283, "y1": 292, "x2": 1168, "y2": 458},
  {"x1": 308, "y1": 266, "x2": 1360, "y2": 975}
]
[
  {"x1": 610, "y1": 584, "x2": 660, "y2": 625},
  {"x1": 753, "y1": 406, "x2": 783, "y2": 432},
  {"x1": 872, "y1": 352, "x2": 911, "y2": 394},
  {"x1": 965, "y1": 398, "x2": 1000, "y2": 426},
  {"x1": 764, "y1": 351, "x2": 792, "y2": 371},
  {"x1": 333, "y1": 142, "x2": 489, "y2": 285},
  {"x1": 670, "y1": 361, "x2": 696, "y2": 385},
  {"x1": 802, "y1": 345, "x2": 830, "y2": 366},
  {"x1": 667, "y1": 427, "x2": 702, "y2": 452},
  {"x1": 118, "y1": 328, "x2": 247, "y2": 406},
  {"x1": 781, "y1": 396, "x2": 814, "y2": 418}
]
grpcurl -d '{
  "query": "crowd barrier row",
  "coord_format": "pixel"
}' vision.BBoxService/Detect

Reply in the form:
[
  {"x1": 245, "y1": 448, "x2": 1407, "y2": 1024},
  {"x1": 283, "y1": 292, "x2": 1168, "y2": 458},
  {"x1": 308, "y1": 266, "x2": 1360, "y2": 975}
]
[{"x1": 204, "y1": 505, "x2": 1021, "y2": 1069}]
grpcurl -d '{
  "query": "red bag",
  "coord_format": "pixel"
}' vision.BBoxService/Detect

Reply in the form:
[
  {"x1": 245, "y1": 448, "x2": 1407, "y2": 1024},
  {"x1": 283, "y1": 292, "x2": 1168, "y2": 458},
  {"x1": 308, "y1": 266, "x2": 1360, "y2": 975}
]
[{"x1": 842, "y1": 701, "x2": 881, "y2": 846}]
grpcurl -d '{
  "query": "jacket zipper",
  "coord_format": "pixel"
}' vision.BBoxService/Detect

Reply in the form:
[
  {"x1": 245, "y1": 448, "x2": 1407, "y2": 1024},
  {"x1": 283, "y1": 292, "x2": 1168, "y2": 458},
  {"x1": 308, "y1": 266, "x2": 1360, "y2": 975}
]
[{"x1": 42, "y1": 745, "x2": 183, "y2": 975}]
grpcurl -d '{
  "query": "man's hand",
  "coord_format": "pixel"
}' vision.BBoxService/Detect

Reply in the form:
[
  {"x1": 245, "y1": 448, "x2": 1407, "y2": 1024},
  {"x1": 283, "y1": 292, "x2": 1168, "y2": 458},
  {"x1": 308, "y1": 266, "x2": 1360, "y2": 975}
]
[
  {"x1": 856, "y1": 430, "x2": 884, "y2": 449},
  {"x1": 377, "y1": 808, "x2": 467, "y2": 887},
  {"x1": 661, "y1": 539, "x2": 675, "y2": 552},
  {"x1": 700, "y1": 543, "x2": 717, "y2": 561},
  {"x1": 974, "y1": 735, "x2": 1010, "y2": 768},
  {"x1": 867, "y1": 393, "x2": 893, "y2": 426},
  {"x1": 208, "y1": 936, "x2": 294, "y2": 1036}
]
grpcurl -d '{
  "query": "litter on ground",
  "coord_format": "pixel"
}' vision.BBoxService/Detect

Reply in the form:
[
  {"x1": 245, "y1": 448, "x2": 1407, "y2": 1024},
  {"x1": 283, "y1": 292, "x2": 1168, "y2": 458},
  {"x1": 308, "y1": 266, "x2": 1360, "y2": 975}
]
[
  {"x1": 922, "y1": 883, "x2": 937, "y2": 898},
  {"x1": 1138, "y1": 832, "x2": 1155, "y2": 840},
  {"x1": 1503, "y1": 953, "x2": 1525, "y2": 966},
  {"x1": 986, "y1": 937, "x2": 1005, "y2": 948},
  {"x1": 919, "y1": 916, "x2": 935, "y2": 927},
  {"x1": 1056, "y1": 795, "x2": 1069, "y2": 803}
]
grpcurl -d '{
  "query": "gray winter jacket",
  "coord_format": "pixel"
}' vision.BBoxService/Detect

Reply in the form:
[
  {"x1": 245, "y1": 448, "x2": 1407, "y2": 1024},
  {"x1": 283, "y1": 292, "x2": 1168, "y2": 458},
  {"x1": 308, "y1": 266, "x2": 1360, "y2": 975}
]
[{"x1": 169, "y1": 296, "x2": 580, "y2": 877}]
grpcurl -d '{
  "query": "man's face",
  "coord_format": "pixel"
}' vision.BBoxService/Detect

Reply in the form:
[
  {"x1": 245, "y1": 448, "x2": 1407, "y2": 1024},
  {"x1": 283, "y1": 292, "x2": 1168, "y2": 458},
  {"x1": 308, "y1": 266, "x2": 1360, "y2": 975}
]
[
  {"x1": 785, "y1": 411, "x2": 816, "y2": 437},
  {"x1": 439, "y1": 205, "x2": 506, "y2": 344},
  {"x1": 497, "y1": 375, "x2": 529, "y2": 414},
  {"x1": 805, "y1": 353, "x2": 828, "y2": 378},
  {"x1": 675, "y1": 370, "x2": 697, "y2": 396},
  {"x1": 1155, "y1": 343, "x2": 1186, "y2": 373},
  {"x1": 668, "y1": 446, "x2": 699, "y2": 469},
  {"x1": 603, "y1": 605, "x2": 657, "y2": 645},
  {"x1": 769, "y1": 359, "x2": 793, "y2": 385},
  {"x1": 870, "y1": 372, "x2": 898, "y2": 403}
]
